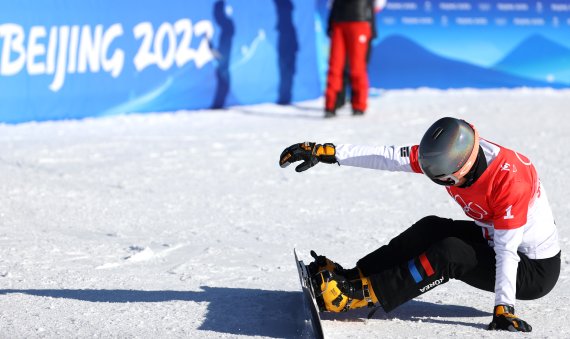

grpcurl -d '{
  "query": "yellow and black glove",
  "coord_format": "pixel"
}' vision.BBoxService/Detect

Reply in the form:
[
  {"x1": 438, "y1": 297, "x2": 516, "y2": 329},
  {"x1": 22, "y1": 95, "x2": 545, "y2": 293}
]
[
  {"x1": 488, "y1": 305, "x2": 532, "y2": 332},
  {"x1": 308, "y1": 250, "x2": 345, "y2": 275},
  {"x1": 279, "y1": 142, "x2": 337, "y2": 172},
  {"x1": 308, "y1": 250, "x2": 360, "y2": 281}
]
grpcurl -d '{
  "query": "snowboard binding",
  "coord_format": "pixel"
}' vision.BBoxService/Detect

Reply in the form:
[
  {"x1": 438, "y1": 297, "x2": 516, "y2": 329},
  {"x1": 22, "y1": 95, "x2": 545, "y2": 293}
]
[{"x1": 307, "y1": 250, "x2": 378, "y2": 313}]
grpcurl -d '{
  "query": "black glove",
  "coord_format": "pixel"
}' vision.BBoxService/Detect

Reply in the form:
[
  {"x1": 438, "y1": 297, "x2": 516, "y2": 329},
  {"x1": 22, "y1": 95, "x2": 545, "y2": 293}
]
[
  {"x1": 308, "y1": 250, "x2": 360, "y2": 281},
  {"x1": 279, "y1": 142, "x2": 337, "y2": 172},
  {"x1": 308, "y1": 250, "x2": 343, "y2": 275},
  {"x1": 488, "y1": 305, "x2": 532, "y2": 332}
]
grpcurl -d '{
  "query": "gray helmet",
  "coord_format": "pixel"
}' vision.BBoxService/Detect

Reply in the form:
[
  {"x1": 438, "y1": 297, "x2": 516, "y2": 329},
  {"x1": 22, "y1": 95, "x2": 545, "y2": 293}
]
[{"x1": 418, "y1": 117, "x2": 479, "y2": 186}]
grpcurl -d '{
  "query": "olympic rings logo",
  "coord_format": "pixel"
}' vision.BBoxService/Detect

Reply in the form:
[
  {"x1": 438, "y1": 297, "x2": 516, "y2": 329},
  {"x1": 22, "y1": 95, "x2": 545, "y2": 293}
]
[{"x1": 453, "y1": 195, "x2": 489, "y2": 220}]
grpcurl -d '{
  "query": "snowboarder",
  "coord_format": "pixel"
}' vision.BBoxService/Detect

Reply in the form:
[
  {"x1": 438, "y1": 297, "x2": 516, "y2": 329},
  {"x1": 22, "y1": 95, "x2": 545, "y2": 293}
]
[{"x1": 279, "y1": 117, "x2": 560, "y2": 332}]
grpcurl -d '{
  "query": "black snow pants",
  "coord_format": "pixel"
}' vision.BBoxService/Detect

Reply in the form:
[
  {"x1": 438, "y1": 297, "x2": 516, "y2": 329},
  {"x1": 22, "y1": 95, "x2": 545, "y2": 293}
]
[{"x1": 357, "y1": 215, "x2": 561, "y2": 312}]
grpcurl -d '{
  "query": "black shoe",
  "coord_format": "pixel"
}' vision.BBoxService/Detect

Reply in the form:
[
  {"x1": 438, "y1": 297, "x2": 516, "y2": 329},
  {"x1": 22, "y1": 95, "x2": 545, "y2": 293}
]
[
  {"x1": 324, "y1": 110, "x2": 336, "y2": 118},
  {"x1": 352, "y1": 110, "x2": 365, "y2": 116}
]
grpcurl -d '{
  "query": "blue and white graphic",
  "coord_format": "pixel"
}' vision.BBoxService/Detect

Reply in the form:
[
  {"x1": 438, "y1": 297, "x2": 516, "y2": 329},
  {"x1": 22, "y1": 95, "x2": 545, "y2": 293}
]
[
  {"x1": 0, "y1": 0, "x2": 319, "y2": 123},
  {"x1": 317, "y1": 0, "x2": 570, "y2": 89},
  {"x1": 1, "y1": 1, "x2": 570, "y2": 123}
]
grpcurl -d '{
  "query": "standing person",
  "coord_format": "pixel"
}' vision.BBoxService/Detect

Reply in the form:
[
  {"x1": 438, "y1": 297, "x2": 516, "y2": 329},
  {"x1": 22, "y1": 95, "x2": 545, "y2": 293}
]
[
  {"x1": 325, "y1": 0, "x2": 376, "y2": 118},
  {"x1": 274, "y1": 0, "x2": 299, "y2": 105},
  {"x1": 279, "y1": 117, "x2": 560, "y2": 332},
  {"x1": 211, "y1": 0, "x2": 235, "y2": 109}
]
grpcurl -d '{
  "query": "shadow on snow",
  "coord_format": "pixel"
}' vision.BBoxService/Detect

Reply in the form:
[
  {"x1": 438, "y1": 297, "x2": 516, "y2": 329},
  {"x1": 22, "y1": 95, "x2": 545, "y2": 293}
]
[
  {"x1": 0, "y1": 287, "x2": 306, "y2": 338},
  {"x1": 0, "y1": 287, "x2": 490, "y2": 335},
  {"x1": 322, "y1": 299, "x2": 491, "y2": 330}
]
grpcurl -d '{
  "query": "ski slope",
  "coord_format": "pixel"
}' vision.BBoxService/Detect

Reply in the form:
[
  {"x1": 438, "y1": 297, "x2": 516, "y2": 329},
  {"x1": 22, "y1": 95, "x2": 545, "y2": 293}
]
[{"x1": 0, "y1": 89, "x2": 569, "y2": 338}]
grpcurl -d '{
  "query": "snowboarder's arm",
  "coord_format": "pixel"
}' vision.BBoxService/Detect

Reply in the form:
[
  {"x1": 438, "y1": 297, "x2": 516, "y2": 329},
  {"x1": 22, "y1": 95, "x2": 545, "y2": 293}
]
[
  {"x1": 489, "y1": 227, "x2": 532, "y2": 332},
  {"x1": 488, "y1": 177, "x2": 532, "y2": 332},
  {"x1": 279, "y1": 142, "x2": 424, "y2": 174},
  {"x1": 490, "y1": 172, "x2": 531, "y2": 307},
  {"x1": 492, "y1": 227, "x2": 523, "y2": 307},
  {"x1": 335, "y1": 144, "x2": 422, "y2": 173}
]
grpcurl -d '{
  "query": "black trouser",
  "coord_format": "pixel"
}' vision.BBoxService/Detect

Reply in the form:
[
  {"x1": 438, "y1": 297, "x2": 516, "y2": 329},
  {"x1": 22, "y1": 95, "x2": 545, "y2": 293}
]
[{"x1": 357, "y1": 215, "x2": 561, "y2": 312}]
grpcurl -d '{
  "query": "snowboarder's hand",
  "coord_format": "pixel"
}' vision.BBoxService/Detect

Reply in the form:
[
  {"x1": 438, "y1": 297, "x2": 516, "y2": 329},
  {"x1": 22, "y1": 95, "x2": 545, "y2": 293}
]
[
  {"x1": 308, "y1": 250, "x2": 344, "y2": 274},
  {"x1": 309, "y1": 250, "x2": 361, "y2": 281},
  {"x1": 279, "y1": 142, "x2": 336, "y2": 172},
  {"x1": 487, "y1": 305, "x2": 532, "y2": 332}
]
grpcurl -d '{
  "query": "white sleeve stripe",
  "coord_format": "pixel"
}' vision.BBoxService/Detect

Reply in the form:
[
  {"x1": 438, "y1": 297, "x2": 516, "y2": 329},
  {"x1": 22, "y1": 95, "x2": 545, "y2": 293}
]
[
  {"x1": 335, "y1": 144, "x2": 416, "y2": 172},
  {"x1": 493, "y1": 227, "x2": 524, "y2": 306}
]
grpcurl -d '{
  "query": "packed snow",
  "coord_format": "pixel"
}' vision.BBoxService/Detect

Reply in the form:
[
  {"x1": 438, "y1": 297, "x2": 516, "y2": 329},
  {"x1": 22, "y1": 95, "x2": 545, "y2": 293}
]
[{"x1": 0, "y1": 89, "x2": 569, "y2": 338}]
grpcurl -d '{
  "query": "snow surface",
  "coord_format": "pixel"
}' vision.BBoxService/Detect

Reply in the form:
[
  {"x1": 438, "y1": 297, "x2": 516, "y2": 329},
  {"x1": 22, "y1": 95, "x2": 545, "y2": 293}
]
[{"x1": 0, "y1": 89, "x2": 569, "y2": 338}]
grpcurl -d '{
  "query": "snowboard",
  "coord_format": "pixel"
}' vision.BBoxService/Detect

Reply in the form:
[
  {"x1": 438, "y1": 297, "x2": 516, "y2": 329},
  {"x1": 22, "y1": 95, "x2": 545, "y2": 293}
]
[{"x1": 294, "y1": 249, "x2": 325, "y2": 339}]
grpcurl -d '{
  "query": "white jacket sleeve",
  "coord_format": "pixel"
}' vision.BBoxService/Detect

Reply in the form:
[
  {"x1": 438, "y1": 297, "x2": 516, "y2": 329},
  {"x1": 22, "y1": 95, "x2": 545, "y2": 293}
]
[
  {"x1": 492, "y1": 227, "x2": 524, "y2": 306},
  {"x1": 335, "y1": 144, "x2": 421, "y2": 173}
]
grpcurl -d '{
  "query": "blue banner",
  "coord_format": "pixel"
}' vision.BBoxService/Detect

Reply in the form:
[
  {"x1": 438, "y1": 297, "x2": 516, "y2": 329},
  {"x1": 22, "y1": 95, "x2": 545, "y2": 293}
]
[
  {"x1": 0, "y1": 0, "x2": 320, "y2": 123},
  {"x1": 317, "y1": 0, "x2": 570, "y2": 89},
  {"x1": 2, "y1": 1, "x2": 570, "y2": 123}
]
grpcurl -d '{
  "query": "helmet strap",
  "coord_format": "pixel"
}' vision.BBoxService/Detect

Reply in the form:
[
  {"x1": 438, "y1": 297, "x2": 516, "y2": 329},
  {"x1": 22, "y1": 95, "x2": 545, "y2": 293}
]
[{"x1": 459, "y1": 146, "x2": 487, "y2": 188}]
